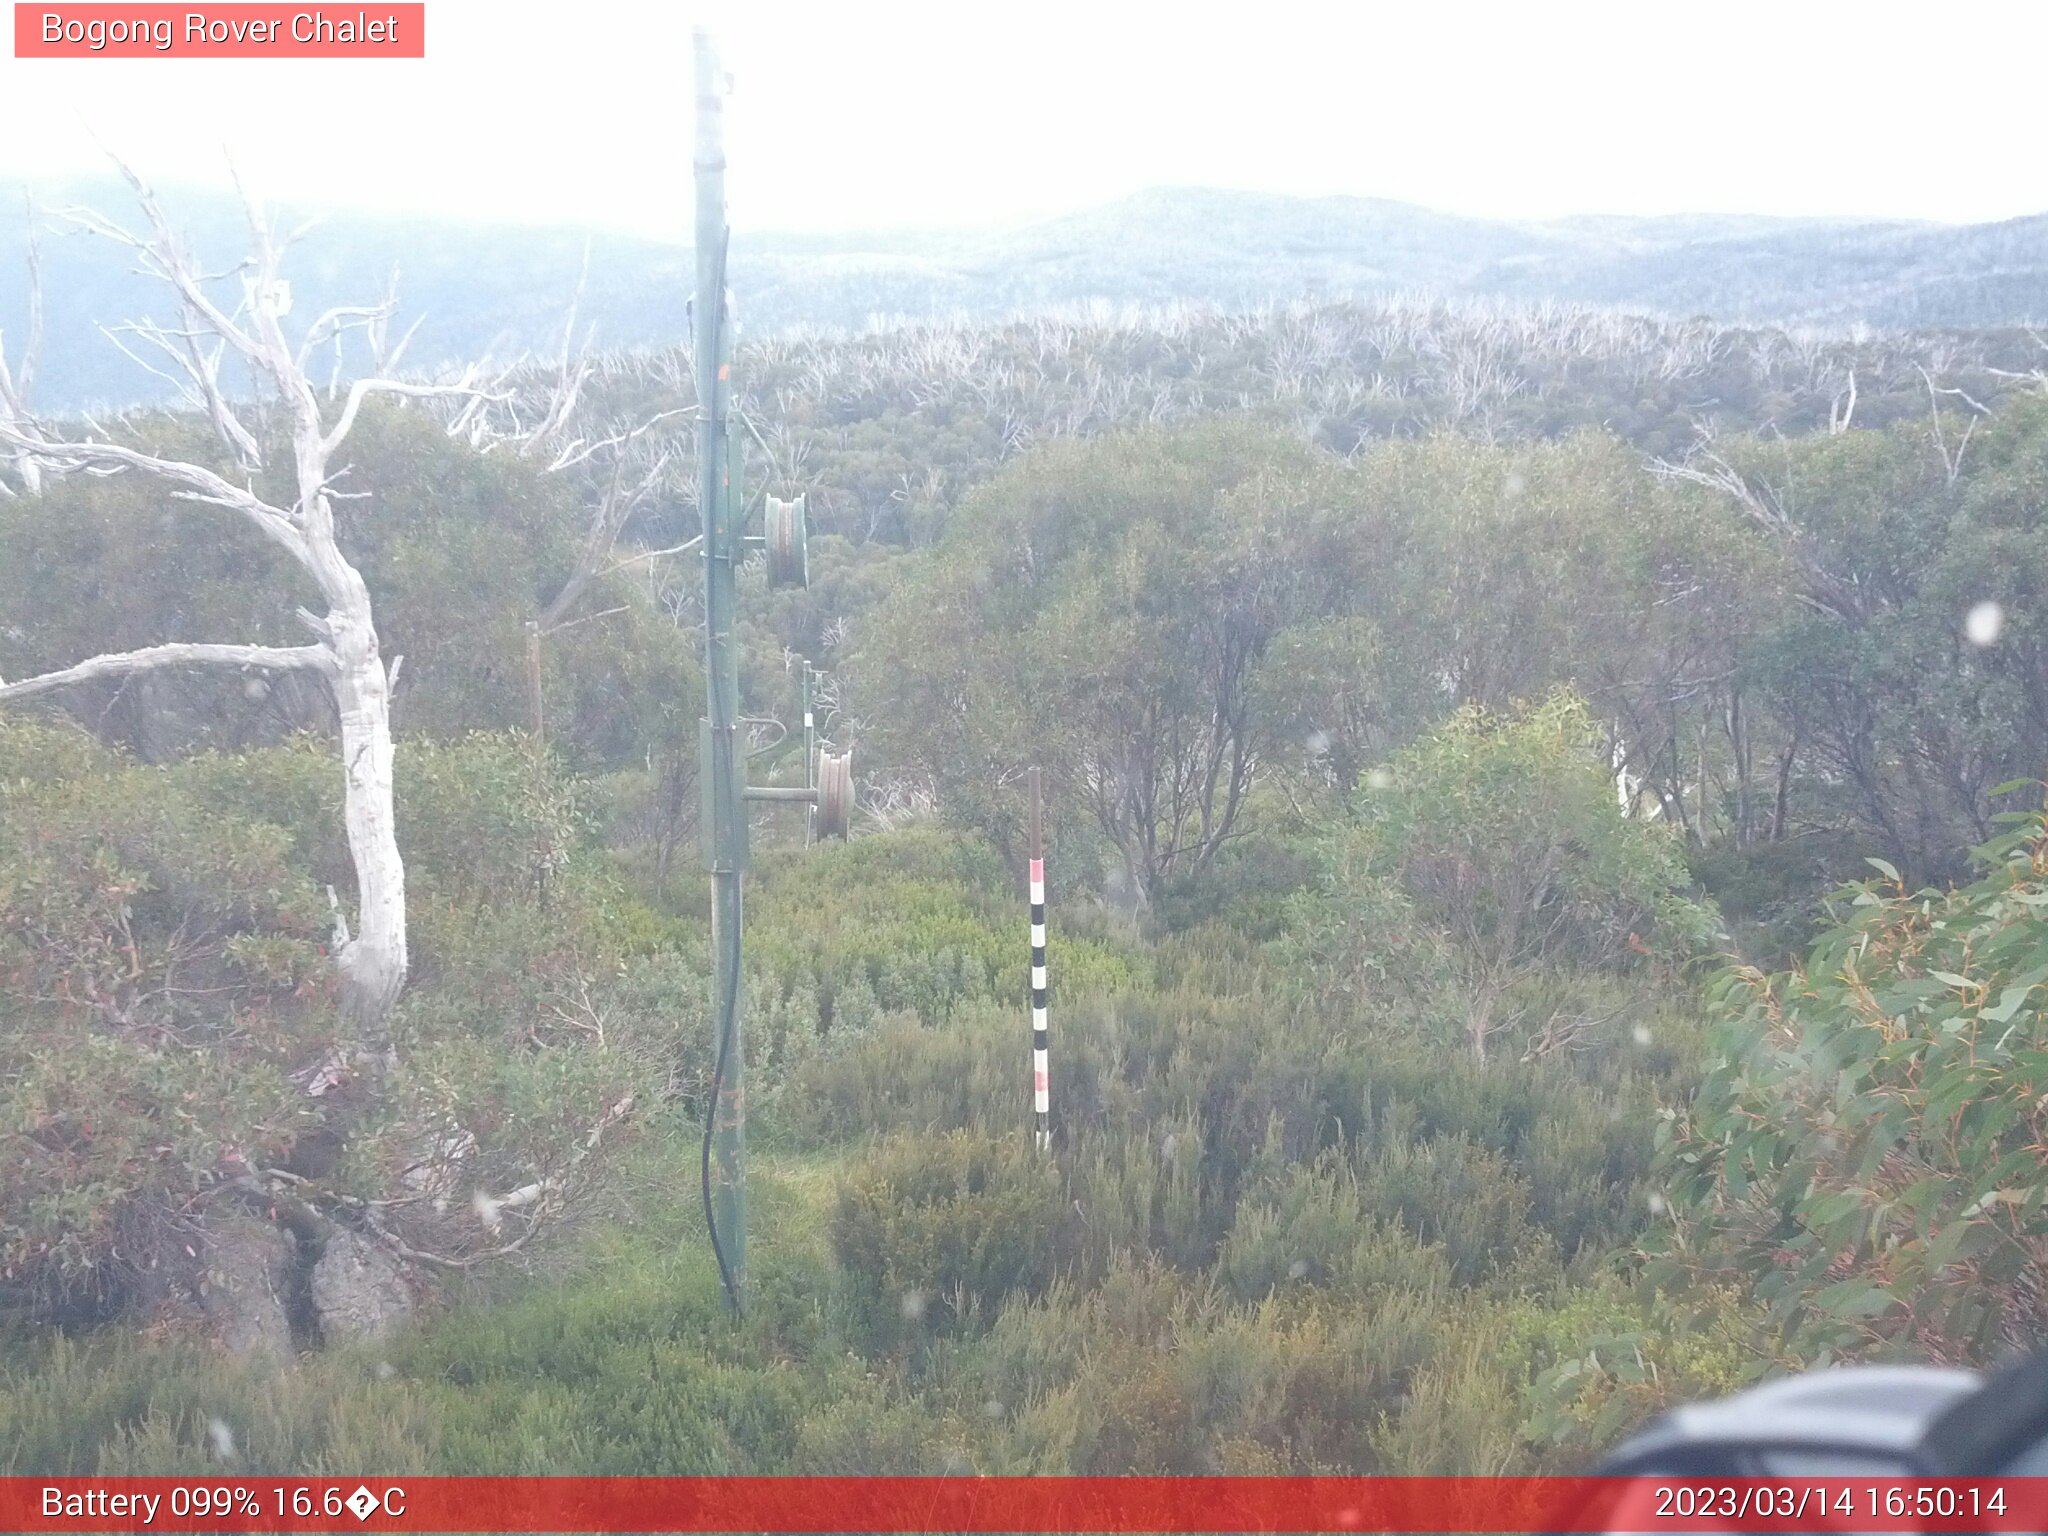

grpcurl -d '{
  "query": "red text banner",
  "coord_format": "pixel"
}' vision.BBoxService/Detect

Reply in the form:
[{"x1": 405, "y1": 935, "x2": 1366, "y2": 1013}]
[
  {"x1": 14, "y1": 4, "x2": 425, "y2": 57},
  {"x1": 5, "y1": 1476, "x2": 2048, "y2": 1532}
]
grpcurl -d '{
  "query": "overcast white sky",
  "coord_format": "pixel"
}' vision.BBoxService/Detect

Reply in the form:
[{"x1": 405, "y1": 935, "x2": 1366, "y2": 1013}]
[{"x1": 2, "y1": 0, "x2": 2043, "y2": 237}]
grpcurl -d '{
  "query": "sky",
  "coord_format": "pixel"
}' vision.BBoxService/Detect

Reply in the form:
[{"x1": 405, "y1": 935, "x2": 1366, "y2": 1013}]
[{"x1": 1, "y1": 0, "x2": 2044, "y2": 237}]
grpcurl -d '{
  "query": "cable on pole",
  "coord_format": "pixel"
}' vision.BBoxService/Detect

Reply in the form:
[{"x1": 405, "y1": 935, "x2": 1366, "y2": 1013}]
[{"x1": 700, "y1": 906, "x2": 743, "y2": 1315}]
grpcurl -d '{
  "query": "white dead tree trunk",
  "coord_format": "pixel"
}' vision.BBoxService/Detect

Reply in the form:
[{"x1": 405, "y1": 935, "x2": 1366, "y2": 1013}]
[
  {"x1": 0, "y1": 165, "x2": 499, "y2": 1047},
  {"x1": 1650, "y1": 430, "x2": 1870, "y2": 625},
  {"x1": 1918, "y1": 365, "x2": 1992, "y2": 487},
  {"x1": 0, "y1": 201, "x2": 43, "y2": 496}
]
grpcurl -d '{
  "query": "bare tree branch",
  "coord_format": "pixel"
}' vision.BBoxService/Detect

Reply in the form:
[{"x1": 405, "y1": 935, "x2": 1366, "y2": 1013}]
[
  {"x1": 599, "y1": 533, "x2": 702, "y2": 578},
  {"x1": 542, "y1": 406, "x2": 691, "y2": 474},
  {"x1": 0, "y1": 641, "x2": 332, "y2": 702},
  {"x1": 536, "y1": 450, "x2": 671, "y2": 634},
  {"x1": 0, "y1": 424, "x2": 308, "y2": 559},
  {"x1": 295, "y1": 301, "x2": 397, "y2": 373},
  {"x1": 78, "y1": 161, "x2": 267, "y2": 372},
  {"x1": 1650, "y1": 434, "x2": 1867, "y2": 622},
  {"x1": 0, "y1": 200, "x2": 45, "y2": 494},
  {"x1": 322, "y1": 370, "x2": 512, "y2": 457}
]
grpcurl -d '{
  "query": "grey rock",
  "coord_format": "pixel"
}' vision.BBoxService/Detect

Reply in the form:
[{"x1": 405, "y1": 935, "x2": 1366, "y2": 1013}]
[
  {"x1": 199, "y1": 1211, "x2": 296, "y2": 1361},
  {"x1": 310, "y1": 1228, "x2": 413, "y2": 1345}
]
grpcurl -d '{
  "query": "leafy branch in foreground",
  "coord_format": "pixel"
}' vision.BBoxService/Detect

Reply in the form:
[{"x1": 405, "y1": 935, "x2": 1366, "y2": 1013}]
[{"x1": 1654, "y1": 792, "x2": 2048, "y2": 1366}]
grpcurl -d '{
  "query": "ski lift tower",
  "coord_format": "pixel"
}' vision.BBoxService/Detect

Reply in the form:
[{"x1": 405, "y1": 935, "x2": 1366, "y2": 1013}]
[{"x1": 693, "y1": 28, "x2": 852, "y2": 1316}]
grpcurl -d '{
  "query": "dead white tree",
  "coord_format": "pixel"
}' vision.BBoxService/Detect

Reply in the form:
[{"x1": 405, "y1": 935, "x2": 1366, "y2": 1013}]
[
  {"x1": 0, "y1": 165, "x2": 500, "y2": 1048},
  {"x1": 453, "y1": 287, "x2": 695, "y2": 751},
  {"x1": 1650, "y1": 429, "x2": 1870, "y2": 625},
  {"x1": 1918, "y1": 364, "x2": 1992, "y2": 486},
  {"x1": 1829, "y1": 366, "x2": 1858, "y2": 435},
  {"x1": 0, "y1": 199, "x2": 43, "y2": 496},
  {"x1": 1984, "y1": 329, "x2": 2048, "y2": 396},
  {"x1": 521, "y1": 434, "x2": 680, "y2": 749}
]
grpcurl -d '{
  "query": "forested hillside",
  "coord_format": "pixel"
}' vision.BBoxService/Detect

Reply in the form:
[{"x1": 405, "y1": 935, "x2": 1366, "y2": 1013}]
[
  {"x1": 5, "y1": 179, "x2": 2047, "y2": 409},
  {"x1": 7, "y1": 208, "x2": 2048, "y2": 1475}
]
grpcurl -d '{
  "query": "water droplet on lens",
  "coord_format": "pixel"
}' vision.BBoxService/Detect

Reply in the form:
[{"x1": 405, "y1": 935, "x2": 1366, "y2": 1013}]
[{"x1": 1967, "y1": 601, "x2": 2004, "y2": 646}]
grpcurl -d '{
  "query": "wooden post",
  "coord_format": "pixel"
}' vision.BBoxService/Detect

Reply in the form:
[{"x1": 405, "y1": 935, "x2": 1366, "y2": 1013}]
[{"x1": 1028, "y1": 767, "x2": 1049, "y2": 1151}]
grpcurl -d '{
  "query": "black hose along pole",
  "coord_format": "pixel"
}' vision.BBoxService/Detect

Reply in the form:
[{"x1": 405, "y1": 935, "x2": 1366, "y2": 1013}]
[{"x1": 694, "y1": 26, "x2": 746, "y2": 1315}]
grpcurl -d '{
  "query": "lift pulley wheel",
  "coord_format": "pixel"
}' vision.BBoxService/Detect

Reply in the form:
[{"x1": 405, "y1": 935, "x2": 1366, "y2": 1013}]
[
  {"x1": 765, "y1": 494, "x2": 809, "y2": 589},
  {"x1": 815, "y1": 748, "x2": 854, "y2": 839}
]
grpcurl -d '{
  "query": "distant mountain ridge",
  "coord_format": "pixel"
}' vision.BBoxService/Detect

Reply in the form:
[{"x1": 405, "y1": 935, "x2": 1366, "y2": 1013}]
[{"x1": 3, "y1": 179, "x2": 2043, "y2": 410}]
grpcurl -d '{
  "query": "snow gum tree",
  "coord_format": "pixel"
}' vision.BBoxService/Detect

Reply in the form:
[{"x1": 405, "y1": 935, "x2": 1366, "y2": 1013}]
[{"x1": 0, "y1": 169, "x2": 500, "y2": 1061}]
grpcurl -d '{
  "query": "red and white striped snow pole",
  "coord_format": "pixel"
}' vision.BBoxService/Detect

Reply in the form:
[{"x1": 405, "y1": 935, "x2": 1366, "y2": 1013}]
[{"x1": 1028, "y1": 767, "x2": 1049, "y2": 1151}]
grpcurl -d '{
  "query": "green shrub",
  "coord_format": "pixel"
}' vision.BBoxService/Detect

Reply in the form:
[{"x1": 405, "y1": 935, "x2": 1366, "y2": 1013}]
[
  {"x1": 747, "y1": 828, "x2": 1144, "y2": 1034},
  {"x1": 0, "y1": 723, "x2": 335, "y2": 1304},
  {"x1": 1219, "y1": 1149, "x2": 1455, "y2": 1302},
  {"x1": 1293, "y1": 689, "x2": 1719, "y2": 1061},
  {"x1": 1358, "y1": 1132, "x2": 1551, "y2": 1288},
  {"x1": 952, "y1": 1255, "x2": 1444, "y2": 1474},
  {"x1": 830, "y1": 1130, "x2": 1076, "y2": 1352},
  {"x1": 0, "y1": 721, "x2": 679, "y2": 1321},
  {"x1": 1514, "y1": 1281, "x2": 1759, "y2": 1468}
]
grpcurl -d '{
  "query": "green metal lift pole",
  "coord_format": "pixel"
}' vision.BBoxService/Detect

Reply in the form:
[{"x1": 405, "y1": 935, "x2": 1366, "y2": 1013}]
[{"x1": 694, "y1": 26, "x2": 746, "y2": 1310}]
